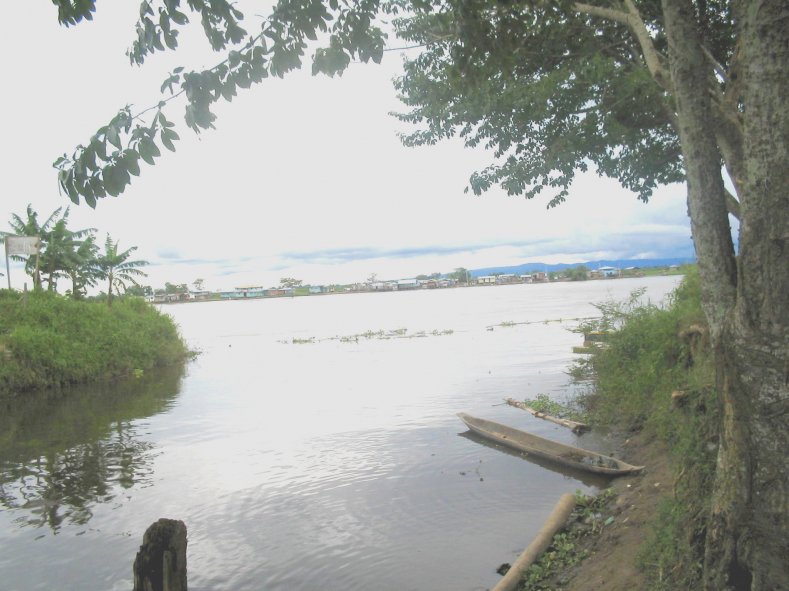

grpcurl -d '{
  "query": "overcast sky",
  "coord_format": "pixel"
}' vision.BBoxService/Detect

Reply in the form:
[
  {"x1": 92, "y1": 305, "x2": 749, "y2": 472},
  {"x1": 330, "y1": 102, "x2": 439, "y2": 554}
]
[{"x1": 1, "y1": 3, "x2": 694, "y2": 291}]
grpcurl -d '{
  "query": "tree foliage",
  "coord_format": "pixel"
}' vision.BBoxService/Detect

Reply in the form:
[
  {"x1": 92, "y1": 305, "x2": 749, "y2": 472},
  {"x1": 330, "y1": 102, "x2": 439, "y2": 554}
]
[
  {"x1": 52, "y1": 0, "x2": 389, "y2": 207},
  {"x1": 4, "y1": 206, "x2": 147, "y2": 302},
  {"x1": 99, "y1": 235, "x2": 149, "y2": 306},
  {"x1": 447, "y1": 267, "x2": 470, "y2": 283},
  {"x1": 394, "y1": 0, "x2": 687, "y2": 204},
  {"x1": 3, "y1": 205, "x2": 97, "y2": 294},
  {"x1": 563, "y1": 265, "x2": 589, "y2": 281},
  {"x1": 48, "y1": 0, "x2": 739, "y2": 217},
  {"x1": 279, "y1": 277, "x2": 302, "y2": 288}
]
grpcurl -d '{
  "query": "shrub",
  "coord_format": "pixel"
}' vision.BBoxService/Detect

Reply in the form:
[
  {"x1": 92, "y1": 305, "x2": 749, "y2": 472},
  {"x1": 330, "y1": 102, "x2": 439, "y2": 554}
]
[{"x1": 0, "y1": 290, "x2": 189, "y2": 396}]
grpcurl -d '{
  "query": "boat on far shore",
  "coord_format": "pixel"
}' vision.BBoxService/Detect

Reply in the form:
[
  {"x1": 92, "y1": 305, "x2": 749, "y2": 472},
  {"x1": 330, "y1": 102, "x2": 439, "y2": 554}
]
[{"x1": 457, "y1": 412, "x2": 644, "y2": 477}]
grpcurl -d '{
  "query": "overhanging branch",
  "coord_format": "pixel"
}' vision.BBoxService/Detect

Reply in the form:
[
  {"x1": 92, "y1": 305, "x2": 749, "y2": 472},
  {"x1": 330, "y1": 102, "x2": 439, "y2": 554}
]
[{"x1": 574, "y1": 1, "x2": 673, "y2": 92}]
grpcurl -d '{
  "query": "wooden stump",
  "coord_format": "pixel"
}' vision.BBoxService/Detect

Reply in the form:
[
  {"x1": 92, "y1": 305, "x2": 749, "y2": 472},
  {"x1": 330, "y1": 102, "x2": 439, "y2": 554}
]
[{"x1": 133, "y1": 518, "x2": 188, "y2": 591}]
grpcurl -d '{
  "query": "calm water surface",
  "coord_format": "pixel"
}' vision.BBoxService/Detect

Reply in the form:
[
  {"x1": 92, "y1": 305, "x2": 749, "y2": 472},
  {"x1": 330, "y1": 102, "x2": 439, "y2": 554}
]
[{"x1": 0, "y1": 276, "x2": 680, "y2": 590}]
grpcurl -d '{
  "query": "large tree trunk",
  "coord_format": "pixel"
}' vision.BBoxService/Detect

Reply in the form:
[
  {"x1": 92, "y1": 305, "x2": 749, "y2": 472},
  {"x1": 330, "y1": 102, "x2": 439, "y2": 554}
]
[
  {"x1": 663, "y1": 1, "x2": 789, "y2": 589},
  {"x1": 725, "y1": 1, "x2": 789, "y2": 588}
]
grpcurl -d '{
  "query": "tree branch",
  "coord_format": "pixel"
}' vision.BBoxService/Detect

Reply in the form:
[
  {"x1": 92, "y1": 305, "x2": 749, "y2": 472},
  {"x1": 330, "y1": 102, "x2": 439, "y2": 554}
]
[
  {"x1": 724, "y1": 188, "x2": 740, "y2": 221},
  {"x1": 701, "y1": 44, "x2": 729, "y2": 84},
  {"x1": 575, "y1": 1, "x2": 673, "y2": 92}
]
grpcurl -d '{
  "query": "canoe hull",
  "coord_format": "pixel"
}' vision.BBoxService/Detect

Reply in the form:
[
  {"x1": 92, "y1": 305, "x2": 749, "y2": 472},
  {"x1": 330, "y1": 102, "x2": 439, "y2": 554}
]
[{"x1": 457, "y1": 413, "x2": 643, "y2": 477}]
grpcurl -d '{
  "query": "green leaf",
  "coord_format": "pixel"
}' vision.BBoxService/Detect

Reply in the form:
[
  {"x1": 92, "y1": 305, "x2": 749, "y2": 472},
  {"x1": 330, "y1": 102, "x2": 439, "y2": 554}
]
[
  {"x1": 164, "y1": 32, "x2": 179, "y2": 50},
  {"x1": 159, "y1": 9, "x2": 171, "y2": 34},
  {"x1": 160, "y1": 130, "x2": 177, "y2": 152},
  {"x1": 82, "y1": 146, "x2": 98, "y2": 171},
  {"x1": 123, "y1": 150, "x2": 141, "y2": 176},
  {"x1": 138, "y1": 137, "x2": 159, "y2": 165},
  {"x1": 160, "y1": 73, "x2": 179, "y2": 94},
  {"x1": 140, "y1": 1, "x2": 153, "y2": 19},
  {"x1": 104, "y1": 164, "x2": 120, "y2": 196},
  {"x1": 170, "y1": 9, "x2": 188, "y2": 25},
  {"x1": 106, "y1": 126, "x2": 122, "y2": 150}
]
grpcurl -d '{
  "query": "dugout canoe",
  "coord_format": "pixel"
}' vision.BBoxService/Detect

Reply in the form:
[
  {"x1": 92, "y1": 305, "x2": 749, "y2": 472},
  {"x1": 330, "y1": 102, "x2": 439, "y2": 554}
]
[{"x1": 457, "y1": 412, "x2": 643, "y2": 476}]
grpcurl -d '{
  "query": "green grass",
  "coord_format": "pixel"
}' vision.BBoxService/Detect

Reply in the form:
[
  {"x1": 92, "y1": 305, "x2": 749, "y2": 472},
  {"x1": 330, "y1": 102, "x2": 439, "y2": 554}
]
[
  {"x1": 568, "y1": 268, "x2": 715, "y2": 590},
  {"x1": 0, "y1": 289, "x2": 190, "y2": 396}
]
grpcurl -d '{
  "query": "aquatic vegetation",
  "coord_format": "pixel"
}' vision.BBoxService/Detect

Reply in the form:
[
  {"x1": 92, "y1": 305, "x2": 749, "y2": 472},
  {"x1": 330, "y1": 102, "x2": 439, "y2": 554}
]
[
  {"x1": 521, "y1": 393, "x2": 587, "y2": 423},
  {"x1": 284, "y1": 326, "x2": 455, "y2": 344},
  {"x1": 514, "y1": 489, "x2": 618, "y2": 590}
]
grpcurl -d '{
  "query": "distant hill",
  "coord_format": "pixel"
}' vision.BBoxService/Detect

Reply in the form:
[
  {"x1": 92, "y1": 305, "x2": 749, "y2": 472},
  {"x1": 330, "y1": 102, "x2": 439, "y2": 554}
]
[{"x1": 468, "y1": 257, "x2": 695, "y2": 277}]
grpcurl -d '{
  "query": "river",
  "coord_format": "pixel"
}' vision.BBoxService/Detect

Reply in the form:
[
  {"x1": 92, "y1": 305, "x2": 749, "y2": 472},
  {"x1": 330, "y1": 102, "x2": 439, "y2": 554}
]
[{"x1": 0, "y1": 276, "x2": 680, "y2": 590}]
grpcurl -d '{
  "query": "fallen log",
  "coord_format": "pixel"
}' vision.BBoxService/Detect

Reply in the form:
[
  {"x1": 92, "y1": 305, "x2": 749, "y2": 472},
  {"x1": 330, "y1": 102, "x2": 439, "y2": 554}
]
[
  {"x1": 492, "y1": 493, "x2": 577, "y2": 591},
  {"x1": 133, "y1": 518, "x2": 188, "y2": 591},
  {"x1": 504, "y1": 398, "x2": 590, "y2": 434}
]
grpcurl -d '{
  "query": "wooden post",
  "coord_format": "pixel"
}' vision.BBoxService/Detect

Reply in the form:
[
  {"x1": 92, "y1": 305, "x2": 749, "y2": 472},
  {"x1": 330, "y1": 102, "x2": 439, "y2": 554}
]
[{"x1": 133, "y1": 518, "x2": 188, "y2": 591}]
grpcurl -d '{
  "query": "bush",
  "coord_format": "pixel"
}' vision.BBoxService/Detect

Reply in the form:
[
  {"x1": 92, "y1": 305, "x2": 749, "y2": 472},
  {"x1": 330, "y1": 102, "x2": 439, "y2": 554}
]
[
  {"x1": 0, "y1": 290, "x2": 189, "y2": 396},
  {"x1": 574, "y1": 269, "x2": 708, "y2": 434}
]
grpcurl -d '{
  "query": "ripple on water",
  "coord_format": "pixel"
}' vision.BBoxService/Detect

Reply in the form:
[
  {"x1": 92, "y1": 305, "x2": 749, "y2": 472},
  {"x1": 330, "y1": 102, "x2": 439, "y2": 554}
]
[{"x1": 179, "y1": 423, "x2": 599, "y2": 591}]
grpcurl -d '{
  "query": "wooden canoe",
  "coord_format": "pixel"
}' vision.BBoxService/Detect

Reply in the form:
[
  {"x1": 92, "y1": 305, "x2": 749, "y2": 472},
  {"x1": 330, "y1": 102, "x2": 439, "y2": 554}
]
[{"x1": 457, "y1": 413, "x2": 644, "y2": 476}]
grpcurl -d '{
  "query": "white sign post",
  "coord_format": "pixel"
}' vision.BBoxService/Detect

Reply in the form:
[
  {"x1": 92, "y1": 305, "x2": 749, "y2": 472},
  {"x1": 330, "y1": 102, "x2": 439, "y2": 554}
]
[{"x1": 4, "y1": 236, "x2": 41, "y2": 290}]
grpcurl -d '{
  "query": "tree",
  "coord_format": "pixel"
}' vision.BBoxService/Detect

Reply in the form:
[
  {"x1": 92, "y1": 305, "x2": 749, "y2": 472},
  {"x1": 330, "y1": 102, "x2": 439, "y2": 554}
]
[
  {"x1": 37, "y1": 210, "x2": 96, "y2": 293},
  {"x1": 48, "y1": 2, "x2": 787, "y2": 587},
  {"x1": 126, "y1": 284, "x2": 154, "y2": 297},
  {"x1": 564, "y1": 265, "x2": 589, "y2": 282},
  {"x1": 98, "y1": 235, "x2": 148, "y2": 307},
  {"x1": 4, "y1": 205, "x2": 96, "y2": 293},
  {"x1": 192, "y1": 278, "x2": 204, "y2": 292},
  {"x1": 63, "y1": 233, "x2": 102, "y2": 299},
  {"x1": 448, "y1": 267, "x2": 470, "y2": 284},
  {"x1": 4, "y1": 204, "x2": 61, "y2": 289},
  {"x1": 279, "y1": 278, "x2": 302, "y2": 289},
  {"x1": 396, "y1": 5, "x2": 785, "y2": 585}
]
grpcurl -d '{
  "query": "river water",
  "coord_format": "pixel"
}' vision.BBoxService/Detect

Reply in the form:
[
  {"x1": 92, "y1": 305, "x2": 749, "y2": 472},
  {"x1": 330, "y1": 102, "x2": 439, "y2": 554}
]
[{"x1": 0, "y1": 276, "x2": 680, "y2": 590}]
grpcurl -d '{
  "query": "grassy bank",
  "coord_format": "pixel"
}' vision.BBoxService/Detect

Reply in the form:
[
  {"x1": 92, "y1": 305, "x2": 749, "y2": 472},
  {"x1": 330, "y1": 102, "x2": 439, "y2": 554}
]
[
  {"x1": 0, "y1": 289, "x2": 190, "y2": 396},
  {"x1": 515, "y1": 270, "x2": 717, "y2": 590},
  {"x1": 582, "y1": 270, "x2": 717, "y2": 588}
]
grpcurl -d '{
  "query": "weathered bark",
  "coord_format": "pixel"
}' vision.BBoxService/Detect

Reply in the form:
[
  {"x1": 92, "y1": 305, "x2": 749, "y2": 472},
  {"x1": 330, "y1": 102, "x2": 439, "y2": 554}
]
[
  {"x1": 663, "y1": 0, "x2": 789, "y2": 589},
  {"x1": 662, "y1": 0, "x2": 737, "y2": 331},
  {"x1": 133, "y1": 518, "x2": 188, "y2": 591},
  {"x1": 726, "y1": 1, "x2": 789, "y2": 588}
]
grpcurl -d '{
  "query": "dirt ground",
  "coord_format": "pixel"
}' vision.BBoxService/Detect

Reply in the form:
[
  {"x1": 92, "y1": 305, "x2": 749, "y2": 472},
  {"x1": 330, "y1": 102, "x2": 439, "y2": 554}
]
[{"x1": 553, "y1": 434, "x2": 673, "y2": 591}]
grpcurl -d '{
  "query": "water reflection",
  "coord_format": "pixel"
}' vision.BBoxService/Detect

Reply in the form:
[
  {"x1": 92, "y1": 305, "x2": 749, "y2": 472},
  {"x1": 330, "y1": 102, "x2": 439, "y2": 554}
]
[{"x1": 0, "y1": 364, "x2": 184, "y2": 532}]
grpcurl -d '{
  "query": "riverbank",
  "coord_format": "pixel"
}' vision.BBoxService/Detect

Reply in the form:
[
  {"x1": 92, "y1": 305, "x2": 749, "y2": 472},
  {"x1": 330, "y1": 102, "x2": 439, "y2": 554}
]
[
  {"x1": 0, "y1": 289, "x2": 190, "y2": 397},
  {"x1": 505, "y1": 270, "x2": 713, "y2": 590},
  {"x1": 524, "y1": 433, "x2": 673, "y2": 591},
  {"x1": 560, "y1": 434, "x2": 672, "y2": 591}
]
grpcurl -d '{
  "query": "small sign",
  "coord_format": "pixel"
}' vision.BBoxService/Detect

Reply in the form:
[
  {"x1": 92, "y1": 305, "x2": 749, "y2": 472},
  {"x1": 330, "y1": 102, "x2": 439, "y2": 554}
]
[{"x1": 5, "y1": 236, "x2": 41, "y2": 256}]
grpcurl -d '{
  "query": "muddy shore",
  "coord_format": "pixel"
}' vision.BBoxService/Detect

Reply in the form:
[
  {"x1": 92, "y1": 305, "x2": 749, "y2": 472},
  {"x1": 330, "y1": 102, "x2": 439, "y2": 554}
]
[{"x1": 534, "y1": 433, "x2": 672, "y2": 591}]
